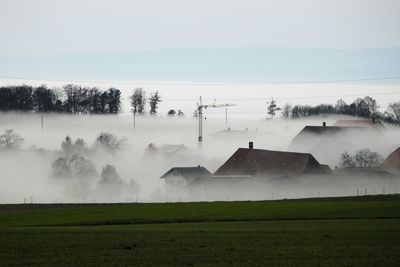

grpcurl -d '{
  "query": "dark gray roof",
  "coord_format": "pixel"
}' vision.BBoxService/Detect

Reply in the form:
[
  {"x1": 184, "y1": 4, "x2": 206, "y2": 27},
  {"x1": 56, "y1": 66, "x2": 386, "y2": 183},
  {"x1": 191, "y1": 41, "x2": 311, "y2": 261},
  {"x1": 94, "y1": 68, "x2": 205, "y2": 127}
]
[
  {"x1": 160, "y1": 166, "x2": 211, "y2": 179},
  {"x1": 290, "y1": 125, "x2": 382, "y2": 149},
  {"x1": 333, "y1": 119, "x2": 385, "y2": 128},
  {"x1": 214, "y1": 148, "x2": 331, "y2": 177}
]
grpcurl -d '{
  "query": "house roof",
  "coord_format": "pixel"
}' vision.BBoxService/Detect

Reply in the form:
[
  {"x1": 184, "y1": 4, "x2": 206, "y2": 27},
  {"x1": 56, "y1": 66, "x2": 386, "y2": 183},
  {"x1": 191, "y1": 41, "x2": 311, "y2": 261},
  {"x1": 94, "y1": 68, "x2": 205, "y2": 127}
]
[
  {"x1": 290, "y1": 125, "x2": 381, "y2": 147},
  {"x1": 147, "y1": 143, "x2": 190, "y2": 155},
  {"x1": 383, "y1": 147, "x2": 400, "y2": 174},
  {"x1": 213, "y1": 148, "x2": 330, "y2": 177},
  {"x1": 333, "y1": 119, "x2": 385, "y2": 128},
  {"x1": 160, "y1": 166, "x2": 211, "y2": 179},
  {"x1": 336, "y1": 167, "x2": 396, "y2": 178}
]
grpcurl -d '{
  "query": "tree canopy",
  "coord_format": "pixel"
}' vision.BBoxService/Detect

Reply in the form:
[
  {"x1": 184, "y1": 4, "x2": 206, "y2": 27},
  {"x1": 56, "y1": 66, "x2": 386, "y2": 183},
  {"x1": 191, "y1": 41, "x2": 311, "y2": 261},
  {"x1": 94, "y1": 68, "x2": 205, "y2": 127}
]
[{"x1": 0, "y1": 84, "x2": 122, "y2": 114}]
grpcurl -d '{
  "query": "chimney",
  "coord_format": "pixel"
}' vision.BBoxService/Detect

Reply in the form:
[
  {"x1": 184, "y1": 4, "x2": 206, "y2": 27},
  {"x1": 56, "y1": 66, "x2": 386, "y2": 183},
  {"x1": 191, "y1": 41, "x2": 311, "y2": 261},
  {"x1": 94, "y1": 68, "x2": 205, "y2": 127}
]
[
  {"x1": 249, "y1": 142, "x2": 254, "y2": 149},
  {"x1": 322, "y1": 122, "x2": 326, "y2": 127}
]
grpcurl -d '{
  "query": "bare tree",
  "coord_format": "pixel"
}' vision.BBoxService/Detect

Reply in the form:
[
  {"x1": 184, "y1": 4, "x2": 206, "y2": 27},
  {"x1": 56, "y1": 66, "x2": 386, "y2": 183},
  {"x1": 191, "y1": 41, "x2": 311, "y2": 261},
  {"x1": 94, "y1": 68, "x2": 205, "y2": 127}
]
[
  {"x1": 363, "y1": 96, "x2": 379, "y2": 118},
  {"x1": 340, "y1": 149, "x2": 383, "y2": 168},
  {"x1": 0, "y1": 129, "x2": 24, "y2": 149},
  {"x1": 94, "y1": 132, "x2": 126, "y2": 153},
  {"x1": 335, "y1": 99, "x2": 348, "y2": 113},
  {"x1": 339, "y1": 152, "x2": 356, "y2": 167},
  {"x1": 130, "y1": 88, "x2": 146, "y2": 115}
]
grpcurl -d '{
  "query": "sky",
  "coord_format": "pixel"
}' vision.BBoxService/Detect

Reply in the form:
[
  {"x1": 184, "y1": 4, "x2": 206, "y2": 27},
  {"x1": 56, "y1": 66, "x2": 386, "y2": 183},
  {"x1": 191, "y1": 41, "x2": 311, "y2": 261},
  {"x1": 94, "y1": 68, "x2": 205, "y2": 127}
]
[
  {"x1": 0, "y1": 0, "x2": 399, "y2": 83},
  {"x1": 1, "y1": 0, "x2": 400, "y2": 55}
]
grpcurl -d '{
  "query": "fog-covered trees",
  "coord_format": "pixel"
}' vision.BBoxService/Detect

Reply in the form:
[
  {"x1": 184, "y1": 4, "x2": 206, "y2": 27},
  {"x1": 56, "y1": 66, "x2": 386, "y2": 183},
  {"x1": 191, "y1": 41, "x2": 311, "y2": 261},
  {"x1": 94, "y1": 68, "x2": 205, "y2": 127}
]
[
  {"x1": 52, "y1": 136, "x2": 96, "y2": 179},
  {"x1": 96, "y1": 164, "x2": 125, "y2": 199},
  {"x1": 0, "y1": 84, "x2": 122, "y2": 114},
  {"x1": 94, "y1": 132, "x2": 126, "y2": 153},
  {"x1": 149, "y1": 91, "x2": 162, "y2": 115},
  {"x1": 0, "y1": 129, "x2": 24, "y2": 149},
  {"x1": 128, "y1": 178, "x2": 140, "y2": 199},
  {"x1": 63, "y1": 85, "x2": 122, "y2": 114},
  {"x1": 61, "y1": 136, "x2": 88, "y2": 155},
  {"x1": 52, "y1": 154, "x2": 97, "y2": 180},
  {"x1": 387, "y1": 102, "x2": 400, "y2": 123},
  {"x1": 281, "y1": 103, "x2": 292, "y2": 119},
  {"x1": 291, "y1": 104, "x2": 336, "y2": 118},
  {"x1": 47, "y1": 134, "x2": 141, "y2": 201},
  {"x1": 283, "y1": 96, "x2": 400, "y2": 125},
  {"x1": 340, "y1": 149, "x2": 383, "y2": 168}
]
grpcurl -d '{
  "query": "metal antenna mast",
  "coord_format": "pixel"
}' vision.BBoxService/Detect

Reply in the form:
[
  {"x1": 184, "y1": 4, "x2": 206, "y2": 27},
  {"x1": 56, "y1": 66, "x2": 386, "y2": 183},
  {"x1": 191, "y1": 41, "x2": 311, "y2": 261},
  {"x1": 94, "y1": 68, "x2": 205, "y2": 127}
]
[{"x1": 196, "y1": 96, "x2": 236, "y2": 144}]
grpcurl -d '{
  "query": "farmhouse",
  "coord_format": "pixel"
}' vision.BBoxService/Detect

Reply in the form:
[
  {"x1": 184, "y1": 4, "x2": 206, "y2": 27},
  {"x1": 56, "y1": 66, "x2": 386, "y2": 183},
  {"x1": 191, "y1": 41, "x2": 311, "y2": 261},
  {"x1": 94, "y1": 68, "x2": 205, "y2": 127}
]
[
  {"x1": 289, "y1": 121, "x2": 384, "y2": 165},
  {"x1": 160, "y1": 143, "x2": 331, "y2": 190},
  {"x1": 213, "y1": 142, "x2": 331, "y2": 179},
  {"x1": 144, "y1": 143, "x2": 205, "y2": 166},
  {"x1": 160, "y1": 166, "x2": 211, "y2": 188},
  {"x1": 291, "y1": 123, "x2": 379, "y2": 148}
]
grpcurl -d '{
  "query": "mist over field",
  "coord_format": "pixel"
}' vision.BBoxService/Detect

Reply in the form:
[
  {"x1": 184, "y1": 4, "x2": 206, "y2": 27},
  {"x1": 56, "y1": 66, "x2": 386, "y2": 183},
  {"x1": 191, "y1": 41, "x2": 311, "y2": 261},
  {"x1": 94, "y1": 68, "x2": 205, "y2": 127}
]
[{"x1": 1, "y1": 103, "x2": 399, "y2": 203}]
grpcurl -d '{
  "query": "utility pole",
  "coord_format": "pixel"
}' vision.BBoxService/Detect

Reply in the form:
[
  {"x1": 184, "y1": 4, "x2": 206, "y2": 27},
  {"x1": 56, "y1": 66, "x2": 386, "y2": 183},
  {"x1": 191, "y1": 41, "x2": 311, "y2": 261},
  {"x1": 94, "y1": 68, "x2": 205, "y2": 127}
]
[
  {"x1": 225, "y1": 107, "x2": 228, "y2": 126},
  {"x1": 196, "y1": 96, "x2": 236, "y2": 145},
  {"x1": 133, "y1": 111, "x2": 136, "y2": 129},
  {"x1": 198, "y1": 97, "x2": 204, "y2": 143},
  {"x1": 41, "y1": 114, "x2": 44, "y2": 132}
]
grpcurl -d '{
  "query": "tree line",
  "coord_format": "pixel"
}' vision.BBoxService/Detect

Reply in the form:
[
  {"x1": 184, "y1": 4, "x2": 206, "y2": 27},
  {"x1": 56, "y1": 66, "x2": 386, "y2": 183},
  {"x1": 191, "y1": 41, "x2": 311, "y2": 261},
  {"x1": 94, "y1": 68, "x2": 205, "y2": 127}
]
[
  {"x1": 275, "y1": 96, "x2": 400, "y2": 125},
  {"x1": 0, "y1": 85, "x2": 171, "y2": 115},
  {"x1": 0, "y1": 84, "x2": 122, "y2": 114},
  {"x1": 130, "y1": 88, "x2": 163, "y2": 115}
]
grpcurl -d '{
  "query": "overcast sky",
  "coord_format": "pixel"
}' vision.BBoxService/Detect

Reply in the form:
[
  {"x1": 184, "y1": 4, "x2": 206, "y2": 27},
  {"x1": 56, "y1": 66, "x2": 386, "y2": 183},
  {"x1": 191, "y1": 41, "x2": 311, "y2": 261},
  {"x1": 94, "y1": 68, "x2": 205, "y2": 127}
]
[{"x1": 1, "y1": 0, "x2": 400, "y2": 55}]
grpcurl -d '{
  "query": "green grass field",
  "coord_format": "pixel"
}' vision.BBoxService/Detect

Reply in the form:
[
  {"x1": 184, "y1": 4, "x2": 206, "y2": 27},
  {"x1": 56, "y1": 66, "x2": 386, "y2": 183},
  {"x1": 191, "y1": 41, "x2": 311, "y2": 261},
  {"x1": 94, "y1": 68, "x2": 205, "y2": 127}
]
[{"x1": 1, "y1": 195, "x2": 400, "y2": 266}]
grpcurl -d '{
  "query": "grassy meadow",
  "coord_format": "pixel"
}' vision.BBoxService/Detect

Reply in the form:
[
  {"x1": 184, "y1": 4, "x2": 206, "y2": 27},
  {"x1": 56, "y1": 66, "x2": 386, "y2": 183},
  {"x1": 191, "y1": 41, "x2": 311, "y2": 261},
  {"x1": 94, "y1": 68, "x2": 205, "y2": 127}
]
[{"x1": 1, "y1": 195, "x2": 400, "y2": 266}]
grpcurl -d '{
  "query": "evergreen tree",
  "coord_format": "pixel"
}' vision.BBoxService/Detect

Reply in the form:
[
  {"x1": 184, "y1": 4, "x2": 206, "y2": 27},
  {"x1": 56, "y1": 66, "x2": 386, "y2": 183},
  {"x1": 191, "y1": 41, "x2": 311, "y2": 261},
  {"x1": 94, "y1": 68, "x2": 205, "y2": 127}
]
[
  {"x1": 149, "y1": 91, "x2": 162, "y2": 115},
  {"x1": 266, "y1": 97, "x2": 281, "y2": 118}
]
